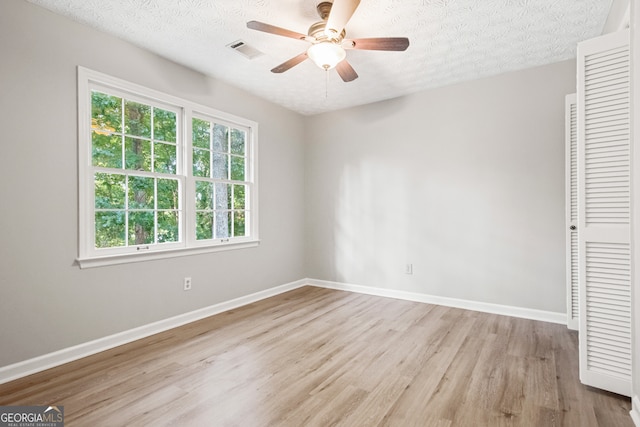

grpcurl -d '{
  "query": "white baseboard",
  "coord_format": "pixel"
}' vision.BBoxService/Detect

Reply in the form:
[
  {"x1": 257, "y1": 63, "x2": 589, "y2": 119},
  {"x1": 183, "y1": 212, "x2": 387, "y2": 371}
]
[
  {"x1": 306, "y1": 278, "x2": 566, "y2": 324},
  {"x1": 0, "y1": 279, "x2": 307, "y2": 385},
  {"x1": 631, "y1": 396, "x2": 640, "y2": 426},
  {"x1": 0, "y1": 277, "x2": 568, "y2": 385}
]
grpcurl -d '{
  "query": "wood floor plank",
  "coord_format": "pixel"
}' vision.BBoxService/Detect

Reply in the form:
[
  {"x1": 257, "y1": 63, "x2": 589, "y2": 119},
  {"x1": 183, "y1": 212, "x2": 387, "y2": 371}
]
[{"x1": 0, "y1": 286, "x2": 632, "y2": 426}]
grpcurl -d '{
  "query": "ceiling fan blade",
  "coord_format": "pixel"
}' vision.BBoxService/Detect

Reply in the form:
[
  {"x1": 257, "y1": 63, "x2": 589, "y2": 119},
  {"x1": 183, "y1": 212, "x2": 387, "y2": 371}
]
[
  {"x1": 325, "y1": 0, "x2": 361, "y2": 37},
  {"x1": 343, "y1": 37, "x2": 410, "y2": 51},
  {"x1": 335, "y1": 59, "x2": 358, "y2": 82},
  {"x1": 271, "y1": 52, "x2": 309, "y2": 73},
  {"x1": 247, "y1": 20, "x2": 309, "y2": 41}
]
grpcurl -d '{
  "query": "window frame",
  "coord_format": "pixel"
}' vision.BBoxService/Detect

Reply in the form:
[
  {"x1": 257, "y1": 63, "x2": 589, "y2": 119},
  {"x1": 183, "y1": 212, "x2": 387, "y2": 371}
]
[{"x1": 77, "y1": 67, "x2": 259, "y2": 268}]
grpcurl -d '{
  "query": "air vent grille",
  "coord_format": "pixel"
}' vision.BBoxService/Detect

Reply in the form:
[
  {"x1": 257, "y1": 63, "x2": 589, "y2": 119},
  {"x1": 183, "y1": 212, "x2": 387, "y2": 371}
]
[{"x1": 227, "y1": 40, "x2": 263, "y2": 60}]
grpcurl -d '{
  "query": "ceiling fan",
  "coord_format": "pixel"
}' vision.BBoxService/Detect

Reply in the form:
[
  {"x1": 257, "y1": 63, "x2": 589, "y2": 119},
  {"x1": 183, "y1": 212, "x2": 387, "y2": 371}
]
[{"x1": 246, "y1": 0, "x2": 410, "y2": 82}]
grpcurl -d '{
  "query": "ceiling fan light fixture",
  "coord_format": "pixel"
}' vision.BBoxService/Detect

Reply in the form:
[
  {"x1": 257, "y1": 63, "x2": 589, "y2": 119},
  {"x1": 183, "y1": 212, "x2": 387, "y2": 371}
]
[{"x1": 307, "y1": 42, "x2": 346, "y2": 70}]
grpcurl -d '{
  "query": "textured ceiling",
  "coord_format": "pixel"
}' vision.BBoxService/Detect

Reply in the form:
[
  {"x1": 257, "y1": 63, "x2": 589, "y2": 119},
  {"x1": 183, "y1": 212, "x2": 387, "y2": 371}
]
[{"x1": 26, "y1": 0, "x2": 612, "y2": 115}]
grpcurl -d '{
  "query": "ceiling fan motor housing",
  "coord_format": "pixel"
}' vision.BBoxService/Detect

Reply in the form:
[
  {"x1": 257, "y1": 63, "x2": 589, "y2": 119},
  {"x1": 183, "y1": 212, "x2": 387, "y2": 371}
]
[
  {"x1": 308, "y1": 21, "x2": 345, "y2": 42},
  {"x1": 311, "y1": 2, "x2": 346, "y2": 42}
]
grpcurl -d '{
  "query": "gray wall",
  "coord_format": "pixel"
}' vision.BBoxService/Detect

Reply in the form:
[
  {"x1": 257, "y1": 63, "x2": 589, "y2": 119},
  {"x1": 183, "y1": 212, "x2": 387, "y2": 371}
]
[
  {"x1": 304, "y1": 59, "x2": 576, "y2": 313},
  {"x1": 0, "y1": 0, "x2": 306, "y2": 366}
]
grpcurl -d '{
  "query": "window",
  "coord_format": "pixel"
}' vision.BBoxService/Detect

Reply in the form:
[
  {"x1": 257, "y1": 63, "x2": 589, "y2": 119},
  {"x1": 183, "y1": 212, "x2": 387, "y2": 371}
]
[
  {"x1": 192, "y1": 117, "x2": 251, "y2": 242},
  {"x1": 91, "y1": 91, "x2": 181, "y2": 249},
  {"x1": 78, "y1": 67, "x2": 258, "y2": 268}
]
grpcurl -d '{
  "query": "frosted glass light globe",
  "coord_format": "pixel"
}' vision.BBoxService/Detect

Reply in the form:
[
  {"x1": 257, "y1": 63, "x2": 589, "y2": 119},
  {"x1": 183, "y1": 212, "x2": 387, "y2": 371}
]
[{"x1": 307, "y1": 42, "x2": 346, "y2": 70}]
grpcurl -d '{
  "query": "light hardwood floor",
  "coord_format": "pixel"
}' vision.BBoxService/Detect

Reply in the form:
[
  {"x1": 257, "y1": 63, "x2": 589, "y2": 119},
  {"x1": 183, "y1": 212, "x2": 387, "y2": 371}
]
[{"x1": 0, "y1": 286, "x2": 633, "y2": 426}]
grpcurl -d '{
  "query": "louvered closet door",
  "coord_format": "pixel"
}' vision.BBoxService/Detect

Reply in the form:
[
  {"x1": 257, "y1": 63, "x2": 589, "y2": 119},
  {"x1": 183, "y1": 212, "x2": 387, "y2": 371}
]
[
  {"x1": 565, "y1": 94, "x2": 579, "y2": 331},
  {"x1": 577, "y1": 29, "x2": 631, "y2": 397}
]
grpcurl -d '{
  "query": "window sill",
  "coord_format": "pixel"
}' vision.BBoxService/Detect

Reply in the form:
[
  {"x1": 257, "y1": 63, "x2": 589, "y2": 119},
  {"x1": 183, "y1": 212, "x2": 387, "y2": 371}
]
[{"x1": 76, "y1": 240, "x2": 260, "y2": 269}]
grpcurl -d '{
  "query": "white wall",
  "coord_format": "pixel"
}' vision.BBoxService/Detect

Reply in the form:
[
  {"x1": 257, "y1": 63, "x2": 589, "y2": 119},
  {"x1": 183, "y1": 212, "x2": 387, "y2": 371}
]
[
  {"x1": 304, "y1": 59, "x2": 576, "y2": 313},
  {"x1": 0, "y1": 0, "x2": 306, "y2": 367}
]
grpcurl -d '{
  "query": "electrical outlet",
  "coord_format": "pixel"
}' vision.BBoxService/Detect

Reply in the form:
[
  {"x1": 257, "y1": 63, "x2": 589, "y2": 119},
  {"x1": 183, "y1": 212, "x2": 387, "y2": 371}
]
[
  {"x1": 405, "y1": 264, "x2": 413, "y2": 275},
  {"x1": 183, "y1": 277, "x2": 192, "y2": 291}
]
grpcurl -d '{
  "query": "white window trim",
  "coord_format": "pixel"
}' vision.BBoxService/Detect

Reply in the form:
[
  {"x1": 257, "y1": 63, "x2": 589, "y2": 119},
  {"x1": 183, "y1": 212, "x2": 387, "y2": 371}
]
[{"x1": 77, "y1": 66, "x2": 259, "y2": 268}]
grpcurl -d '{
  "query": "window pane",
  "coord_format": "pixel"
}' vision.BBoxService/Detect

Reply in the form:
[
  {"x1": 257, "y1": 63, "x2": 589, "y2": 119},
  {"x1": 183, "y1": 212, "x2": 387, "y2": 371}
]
[
  {"x1": 212, "y1": 152, "x2": 228, "y2": 179},
  {"x1": 153, "y1": 108, "x2": 176, "y2": 142},
  {"x1": 95, "y1": 173, "x2": 125, "y2": 209},
  {"x1": 154, "y1": 142, "x2": 176, "y2": 174},
  {"x1": 157, "y1": 211, "x2": 179, "y2": 243},
  {"x1": 125, "y1": 137, "x2": 151, "y2": 171},
  {"x1": 213, "y1": 124, "x2": 228, "y2": 152},
  {"x1": 196, "y1": 212, "x2": 213, "y2": 240},
  {"x1": 92, "y1": 132, "x2": 122, "y2": 168},
  {"x1": 233, "y1": 211, "x2": 246, "y2": 237},
  {"x1": 192, "y1": 118, "x2": 210, "y2": 149},
  {"x1": 128, "y1": 211, "x2": 154, "y2": 245},
  {"x1": 128, "y1": 176, "x2": 154, "y2": 209},
  {"x1": 215, "y1": 211, "x2": 231, "y2": 239},
  {"x1": 230, "y1": 128, "x2": 245, "y2": 155},
  {"x1": 195, "y1": 181, "x2": 213, "y2": 210},
  {"x1": 157, "y1": 178, "x2": 179, "y2": 210},
  {"x1": 233, "y1": 184, "x2": 245, "y2": 210},
  {"x1": 215, "y1": 183, "x2": 231, "y2": 210},
  {"x1": 193, "y1": 148, "x2": 211, "y2": 177},
  {"x1": 95, "y1": 211, "x2": 125, "y2": 248},
  {"x1": 230, "y1": 156, "x2": 245, "y2": 181},
  {"x1": 125, "y1": 100, "x2": 151, "y2": 138},
  {"x1": 92, "y1": 91, "x2": 122, "y2": 134}
]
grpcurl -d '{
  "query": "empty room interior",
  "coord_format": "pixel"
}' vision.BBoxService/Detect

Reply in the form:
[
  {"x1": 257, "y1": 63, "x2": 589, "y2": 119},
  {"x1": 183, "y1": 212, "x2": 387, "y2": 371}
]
[{"x1": 1, "y1": 0, "x2": 640, "y2": 425}]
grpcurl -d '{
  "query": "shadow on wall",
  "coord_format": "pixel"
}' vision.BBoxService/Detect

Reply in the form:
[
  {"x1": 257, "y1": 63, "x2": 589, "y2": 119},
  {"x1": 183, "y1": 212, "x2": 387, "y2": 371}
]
[
  {"x1": 334, "y1": 158, "x2": 409, "y2": 288},
  {"x1": 331, "y1": 156, "x2": 475, "y2": 295},
  {"x1": 330, "y1": 152, "x2": 555, "y2": 305}
]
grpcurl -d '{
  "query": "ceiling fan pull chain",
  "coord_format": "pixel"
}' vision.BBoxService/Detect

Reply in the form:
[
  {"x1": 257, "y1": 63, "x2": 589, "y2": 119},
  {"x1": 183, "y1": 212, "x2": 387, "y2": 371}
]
[{"x1": 325, "y1": 69, "x2": 329, "y2": 98}]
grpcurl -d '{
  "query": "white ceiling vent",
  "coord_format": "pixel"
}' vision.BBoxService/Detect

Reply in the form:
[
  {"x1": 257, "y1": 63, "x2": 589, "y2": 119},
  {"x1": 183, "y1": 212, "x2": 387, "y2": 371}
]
[{"x1": 227, "y1": 40, "x2": 263, "y2": 60}]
